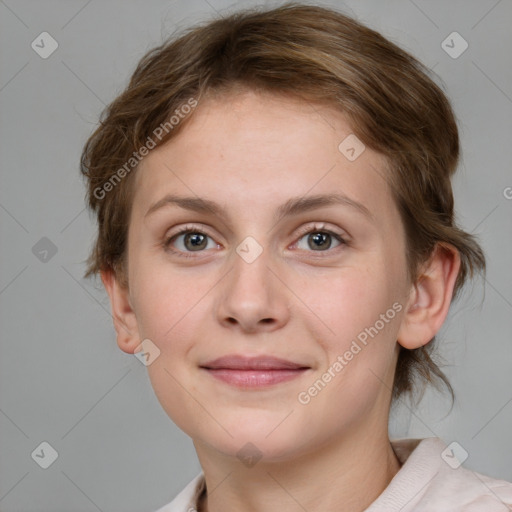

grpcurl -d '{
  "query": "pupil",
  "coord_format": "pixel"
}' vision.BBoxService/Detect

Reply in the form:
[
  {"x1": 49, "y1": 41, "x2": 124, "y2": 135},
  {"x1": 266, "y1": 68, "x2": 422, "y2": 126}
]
[
  {"x1": 185, "y1": 233, "x2": 207, "y2": 251},
  {"x1": 309, "y1": 232, "x2": 330, "y2": 250}
]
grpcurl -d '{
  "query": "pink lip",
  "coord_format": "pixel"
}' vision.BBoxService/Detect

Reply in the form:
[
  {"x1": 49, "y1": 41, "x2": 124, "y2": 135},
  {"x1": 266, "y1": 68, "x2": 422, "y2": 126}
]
[{"x1": 200, "y1": 355, "x2": 310, "y2": 388}]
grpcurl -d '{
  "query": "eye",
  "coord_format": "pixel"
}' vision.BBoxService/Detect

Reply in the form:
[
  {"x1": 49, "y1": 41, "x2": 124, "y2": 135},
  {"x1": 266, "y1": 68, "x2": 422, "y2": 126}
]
[
  {"x1": 163, "y1": 222, "x2": 348, "y2": 258},
  {"x1": 292, "y1": 223, "x2": 347, "y2": 252},
  {"x1": 163, "y1": 225, "x2": 219, "y2": 257}
]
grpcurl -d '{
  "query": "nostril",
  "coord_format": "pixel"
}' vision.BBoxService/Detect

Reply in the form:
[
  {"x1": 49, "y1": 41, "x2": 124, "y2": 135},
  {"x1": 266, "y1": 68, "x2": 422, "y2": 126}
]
[{"x1": 224, "y1": 317, "x2": 275, "y2": 327}]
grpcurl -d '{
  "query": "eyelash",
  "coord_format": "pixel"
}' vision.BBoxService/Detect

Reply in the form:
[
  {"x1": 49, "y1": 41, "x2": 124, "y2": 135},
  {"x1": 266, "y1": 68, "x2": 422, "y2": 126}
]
[{"x1": 163, "y1": 223, "x2": 348, "y2": 259}]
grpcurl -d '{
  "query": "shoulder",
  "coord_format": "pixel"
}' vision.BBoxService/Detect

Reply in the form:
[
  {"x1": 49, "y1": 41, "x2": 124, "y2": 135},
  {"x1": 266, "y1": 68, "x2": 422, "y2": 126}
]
[
  {"x1": 367, "y1": 438, "x2": 512, "y2": 512},
  {"x1": 153, "y1": 473, "x2": 205, "y2": 512}
]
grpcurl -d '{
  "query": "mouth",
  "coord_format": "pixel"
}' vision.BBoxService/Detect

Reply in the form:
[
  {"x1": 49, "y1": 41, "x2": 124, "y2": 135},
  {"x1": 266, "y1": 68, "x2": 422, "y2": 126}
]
[{"x1": 199, "y1": 355, "x2": 311, "y2": 388}]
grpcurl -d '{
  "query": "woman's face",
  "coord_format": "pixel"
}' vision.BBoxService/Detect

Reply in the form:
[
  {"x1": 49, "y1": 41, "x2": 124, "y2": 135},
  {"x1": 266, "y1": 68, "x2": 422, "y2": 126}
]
[{"x1": 123, "y1": 89, "x2": 412, "y2": 461}]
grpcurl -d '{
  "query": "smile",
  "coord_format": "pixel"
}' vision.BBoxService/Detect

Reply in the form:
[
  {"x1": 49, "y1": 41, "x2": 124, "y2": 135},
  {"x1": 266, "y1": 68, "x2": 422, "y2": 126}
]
[{"x1": 200, "y1": 355, "x2": 310, "y2": 388}]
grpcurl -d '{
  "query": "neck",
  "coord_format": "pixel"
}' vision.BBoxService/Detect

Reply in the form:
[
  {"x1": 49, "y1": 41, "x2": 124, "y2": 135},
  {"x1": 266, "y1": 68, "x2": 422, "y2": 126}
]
[{"x1": 195, "y1": 425, "x2": 401, "y2": 512}]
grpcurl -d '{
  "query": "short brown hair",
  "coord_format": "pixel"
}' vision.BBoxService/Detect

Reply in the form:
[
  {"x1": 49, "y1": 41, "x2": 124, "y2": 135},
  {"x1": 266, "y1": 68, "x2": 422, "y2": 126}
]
[{"x1": 80, "y1": 2, "x2": 485, "y2": 402}]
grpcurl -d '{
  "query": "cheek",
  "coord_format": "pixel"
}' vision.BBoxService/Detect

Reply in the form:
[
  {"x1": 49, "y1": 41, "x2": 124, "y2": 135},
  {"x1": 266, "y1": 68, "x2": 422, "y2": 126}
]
[
  {"x1": 295, "y1": 273, "x2": 401, "y2": 426},
  {"x1": 297, "y1": 265, "x2": 403, "y2": 404},
  {"x1": 299, "y1": 265, "x2": 400, "y2": 347},
  {"x1": 129, "y1": 250, "x2": 197, "y2": 337},
  {"x1": 135, "y1": 272, "x2": 210, "y2": 434}
]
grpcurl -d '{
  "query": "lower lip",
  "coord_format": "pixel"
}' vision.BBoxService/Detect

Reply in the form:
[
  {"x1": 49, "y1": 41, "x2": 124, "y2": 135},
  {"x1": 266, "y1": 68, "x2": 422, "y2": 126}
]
[{"x1": 202, "y1": 368, "x2": 308, "y2": 388}]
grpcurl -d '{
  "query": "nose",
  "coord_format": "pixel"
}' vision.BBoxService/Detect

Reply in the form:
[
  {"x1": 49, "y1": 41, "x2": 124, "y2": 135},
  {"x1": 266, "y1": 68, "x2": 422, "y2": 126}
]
[{"x1": 215, "y1": 248, "x2": 291, "y2": 334}]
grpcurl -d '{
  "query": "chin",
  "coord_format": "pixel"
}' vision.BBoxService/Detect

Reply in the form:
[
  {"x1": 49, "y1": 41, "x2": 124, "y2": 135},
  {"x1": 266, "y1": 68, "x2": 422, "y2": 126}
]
[{"x1": 194, "y1": 410, "x2": 316, "y2": 463}]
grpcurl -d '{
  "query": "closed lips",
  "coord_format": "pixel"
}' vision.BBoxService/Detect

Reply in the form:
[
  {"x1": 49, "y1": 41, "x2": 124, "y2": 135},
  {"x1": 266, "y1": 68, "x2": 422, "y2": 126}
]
[
  {"x1": 200, "y1": 356, "x2": 311, "y2": 388},
  {"x1": 200, "y1": 356, "x2": 310, "y2": 370}
]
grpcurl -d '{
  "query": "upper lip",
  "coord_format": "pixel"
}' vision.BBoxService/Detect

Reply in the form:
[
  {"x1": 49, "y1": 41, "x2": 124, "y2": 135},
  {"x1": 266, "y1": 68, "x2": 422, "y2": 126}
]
[{"x1": 200, "y1": 355, "x2": 309, "y2": 370}]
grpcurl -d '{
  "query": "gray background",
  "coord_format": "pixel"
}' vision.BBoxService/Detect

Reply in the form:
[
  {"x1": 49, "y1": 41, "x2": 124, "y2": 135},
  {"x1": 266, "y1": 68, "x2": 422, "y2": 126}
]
[{"x1": 1, "y1": 0, "x2": 511, "y2": 510}]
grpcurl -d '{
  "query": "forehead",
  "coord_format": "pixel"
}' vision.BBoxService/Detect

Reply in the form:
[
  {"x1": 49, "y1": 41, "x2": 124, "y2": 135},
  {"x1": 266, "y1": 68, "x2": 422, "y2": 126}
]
[{"x1": 132, "y1": 90, "x2": 394, "y2": 224}]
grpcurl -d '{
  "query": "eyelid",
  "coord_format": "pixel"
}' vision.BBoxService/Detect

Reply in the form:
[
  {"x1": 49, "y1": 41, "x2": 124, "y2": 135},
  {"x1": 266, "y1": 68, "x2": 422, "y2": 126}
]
[
  {"x1": 165, "y1": 223, "x2": 216, "y2": 240},
  {"x1": 292, "y1": 221, "x2": 348, "y2": 242}
]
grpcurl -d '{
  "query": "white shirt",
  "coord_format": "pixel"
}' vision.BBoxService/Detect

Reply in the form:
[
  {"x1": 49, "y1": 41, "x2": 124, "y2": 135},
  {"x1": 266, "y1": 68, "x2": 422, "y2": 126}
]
[{"x1": 154, "y1": 437, "x2": 512, "y2": 511}]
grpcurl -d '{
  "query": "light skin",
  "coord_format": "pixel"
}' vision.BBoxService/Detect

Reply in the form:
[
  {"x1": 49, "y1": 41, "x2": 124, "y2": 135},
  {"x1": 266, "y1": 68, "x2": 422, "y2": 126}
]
[{"x1": 101, "y1": 89, "x2": 460, "y2": 512}]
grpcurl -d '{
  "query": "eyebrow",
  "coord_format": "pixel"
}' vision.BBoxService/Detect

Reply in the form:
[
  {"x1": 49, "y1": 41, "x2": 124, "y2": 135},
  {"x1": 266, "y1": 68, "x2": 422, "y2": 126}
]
[{"x1": 144, "y1": 192, "x2": 373, "y2": 223}]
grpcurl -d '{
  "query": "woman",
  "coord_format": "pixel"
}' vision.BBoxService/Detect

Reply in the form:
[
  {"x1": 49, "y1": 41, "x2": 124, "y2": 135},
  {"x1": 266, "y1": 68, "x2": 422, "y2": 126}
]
[{"x1": 80, "y1": 3, "x2": 512, "y2": 510}]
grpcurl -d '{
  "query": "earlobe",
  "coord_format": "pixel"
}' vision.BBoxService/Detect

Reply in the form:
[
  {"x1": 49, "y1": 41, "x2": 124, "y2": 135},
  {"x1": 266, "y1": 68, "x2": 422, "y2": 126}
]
[
  {"x1": 100, "y1": 269, "x2": 141, "y2": 354},
  {"x1": 397, "y1": 243, "x2": 461, "y2": 350}
]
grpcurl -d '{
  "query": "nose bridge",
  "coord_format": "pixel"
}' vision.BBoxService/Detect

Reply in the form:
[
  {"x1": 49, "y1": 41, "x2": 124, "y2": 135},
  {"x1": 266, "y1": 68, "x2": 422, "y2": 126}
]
[
  {"x1": 230, "y1": 238, "x2": 275, "y2": 308},
  {"x1": 216, "y1": 236, "x2": 290, "y2": 332}
]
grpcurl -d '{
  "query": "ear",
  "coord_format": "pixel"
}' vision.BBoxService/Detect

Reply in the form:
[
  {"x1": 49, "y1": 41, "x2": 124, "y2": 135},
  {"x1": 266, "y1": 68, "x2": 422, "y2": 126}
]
[
  {"x1": 397, "y1": 243, "x2": 461, "y2": 350},
  {"x1": 101, "y1": 268, "x2": 141, "y2": 354}
]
